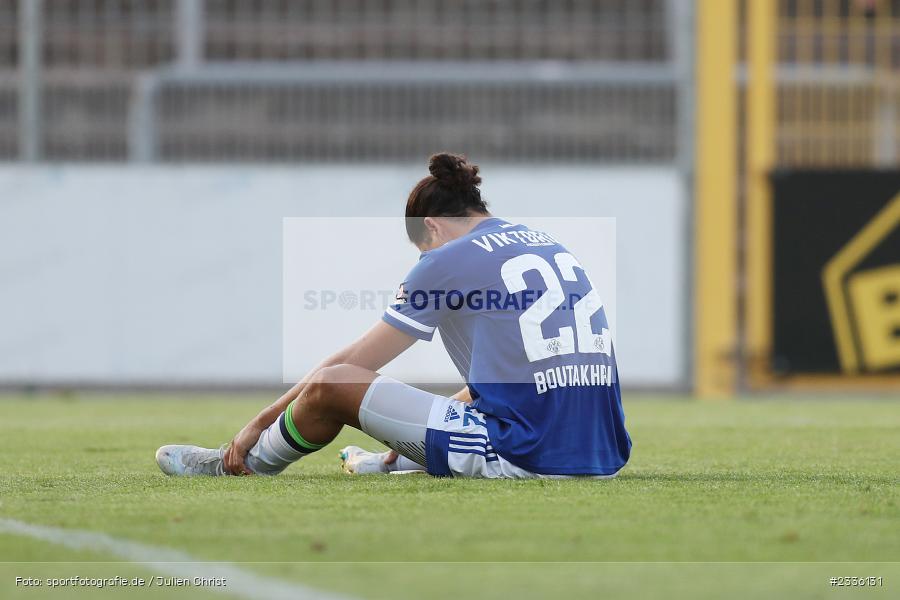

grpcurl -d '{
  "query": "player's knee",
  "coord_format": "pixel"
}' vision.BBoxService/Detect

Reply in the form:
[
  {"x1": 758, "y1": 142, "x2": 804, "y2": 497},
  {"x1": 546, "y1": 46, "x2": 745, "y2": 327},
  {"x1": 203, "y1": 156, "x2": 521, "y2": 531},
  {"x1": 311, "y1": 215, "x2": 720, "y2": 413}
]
[
  {"x1": 300, "y1": 368, "x2": 332, "y2": 412},
  {"x1": 302, "y1": 364, "x2": 354, "y2": 412},
  {"x1": 314, "y1": 364, "x2": 357, "y2": 388}
]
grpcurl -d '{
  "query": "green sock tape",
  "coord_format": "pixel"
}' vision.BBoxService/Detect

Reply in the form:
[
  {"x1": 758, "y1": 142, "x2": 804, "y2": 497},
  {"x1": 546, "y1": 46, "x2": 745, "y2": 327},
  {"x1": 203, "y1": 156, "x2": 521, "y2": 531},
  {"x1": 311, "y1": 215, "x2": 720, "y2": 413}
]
[{"x1": 284, "y1": 399, "x2": 327, "y2": 451}]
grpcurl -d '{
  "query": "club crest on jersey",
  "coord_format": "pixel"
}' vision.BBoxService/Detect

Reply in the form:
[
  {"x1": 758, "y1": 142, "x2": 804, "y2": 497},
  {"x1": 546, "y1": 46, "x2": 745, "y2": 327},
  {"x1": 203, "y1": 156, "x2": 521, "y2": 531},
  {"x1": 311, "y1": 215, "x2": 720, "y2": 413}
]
[
  {"x1": 547, "y1": 339, "x2": 562, "y2": 354},
  {"x1": 393, "y1": 283, "x2": 408, "y2": 305},
  {"x1": 443, "y1": 406, "x2": 460, "y2": 422}
]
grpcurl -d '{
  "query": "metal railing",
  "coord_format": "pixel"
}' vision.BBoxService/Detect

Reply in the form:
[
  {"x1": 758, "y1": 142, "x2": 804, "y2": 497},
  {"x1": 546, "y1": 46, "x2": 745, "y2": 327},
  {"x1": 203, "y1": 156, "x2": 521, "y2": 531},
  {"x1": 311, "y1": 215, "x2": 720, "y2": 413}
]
[
  {"x1": 768, "y1": 0, "x2": 899, "y2": 167},
  {"x1": 128, "y1": 61, "x2": 682, "y2": 163},
  {"x1": 4, "y1": 0, "x2": 690, "y2": 164}
]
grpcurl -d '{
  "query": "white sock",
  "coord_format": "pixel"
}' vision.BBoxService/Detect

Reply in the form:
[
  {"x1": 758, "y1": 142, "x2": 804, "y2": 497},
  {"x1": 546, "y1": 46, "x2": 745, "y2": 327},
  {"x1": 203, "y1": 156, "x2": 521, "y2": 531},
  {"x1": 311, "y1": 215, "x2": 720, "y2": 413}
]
[
  {"x1": 245, "y1": 404, "x2": 323, "y2": 475},
  {"x1": 387, "y1": 455, "x2": 427, "y2": 472}
]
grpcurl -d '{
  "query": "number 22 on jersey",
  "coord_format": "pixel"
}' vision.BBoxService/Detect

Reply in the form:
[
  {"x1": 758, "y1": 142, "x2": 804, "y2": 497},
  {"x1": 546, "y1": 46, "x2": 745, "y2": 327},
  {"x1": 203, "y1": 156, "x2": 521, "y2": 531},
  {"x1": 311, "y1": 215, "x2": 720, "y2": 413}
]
[{"x1": 501, "y1": 252, "x2": 611, "y2": 363}]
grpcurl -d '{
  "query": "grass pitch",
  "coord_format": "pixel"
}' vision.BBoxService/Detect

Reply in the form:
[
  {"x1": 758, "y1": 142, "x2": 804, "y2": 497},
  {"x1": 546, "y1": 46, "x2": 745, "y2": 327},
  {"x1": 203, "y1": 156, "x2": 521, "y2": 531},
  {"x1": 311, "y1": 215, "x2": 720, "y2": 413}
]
[{"x1": 0, "y1": 395, "x2": 897, "y2": 599}]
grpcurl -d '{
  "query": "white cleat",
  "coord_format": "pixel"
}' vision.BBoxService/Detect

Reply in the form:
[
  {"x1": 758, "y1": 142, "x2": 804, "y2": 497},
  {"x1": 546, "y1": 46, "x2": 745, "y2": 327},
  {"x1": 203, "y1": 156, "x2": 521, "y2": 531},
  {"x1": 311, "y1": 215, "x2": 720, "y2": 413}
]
[
  {"x1": 339, "y1": 446, "x2": 391, "y2": 475},
  {"x1": 155, "y1": 445, "x2": 226, "y2": 477}
]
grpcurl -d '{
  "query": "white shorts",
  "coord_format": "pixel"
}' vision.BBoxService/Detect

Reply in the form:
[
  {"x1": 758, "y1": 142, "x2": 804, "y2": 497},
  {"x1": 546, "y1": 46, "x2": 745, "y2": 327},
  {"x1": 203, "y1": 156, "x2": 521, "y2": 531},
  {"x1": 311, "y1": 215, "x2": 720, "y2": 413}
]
[{"x1": 358, "y1": 376, "x2": 618, "y2": 480}]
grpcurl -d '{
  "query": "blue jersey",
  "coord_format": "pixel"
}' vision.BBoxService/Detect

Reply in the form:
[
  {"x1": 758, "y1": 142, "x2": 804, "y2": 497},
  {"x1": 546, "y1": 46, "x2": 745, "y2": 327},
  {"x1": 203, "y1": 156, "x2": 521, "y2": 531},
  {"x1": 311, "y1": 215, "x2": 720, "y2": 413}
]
[{"x1": 383, "y1": 217, "x2": 630, "y2": 476}]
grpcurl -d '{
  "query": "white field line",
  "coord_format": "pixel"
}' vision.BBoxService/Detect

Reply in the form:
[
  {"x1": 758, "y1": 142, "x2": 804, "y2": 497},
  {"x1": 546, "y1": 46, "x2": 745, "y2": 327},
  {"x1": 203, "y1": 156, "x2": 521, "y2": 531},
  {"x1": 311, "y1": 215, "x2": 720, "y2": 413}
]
[{"x1": 0, "y1": 517, "x2": 357, "y2": 600}]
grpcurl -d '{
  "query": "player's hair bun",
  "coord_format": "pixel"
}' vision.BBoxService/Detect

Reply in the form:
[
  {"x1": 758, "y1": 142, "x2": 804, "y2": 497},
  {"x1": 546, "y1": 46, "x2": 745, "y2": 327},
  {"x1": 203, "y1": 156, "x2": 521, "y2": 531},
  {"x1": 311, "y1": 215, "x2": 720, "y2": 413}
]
[
  {"x1": 428, "y1": 152, "x2": 482, "y2": 191},
  {"x1": 406, "y1": 152, "x2": 489, "y2": 244}
]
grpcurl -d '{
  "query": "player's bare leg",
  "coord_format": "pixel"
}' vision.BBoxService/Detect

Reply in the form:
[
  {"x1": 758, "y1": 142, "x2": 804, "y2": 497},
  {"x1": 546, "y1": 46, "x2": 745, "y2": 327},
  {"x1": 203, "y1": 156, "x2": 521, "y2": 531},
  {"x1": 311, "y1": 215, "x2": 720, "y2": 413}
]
[
  {"x1": 285, "y1": 365, "x2": 376, "y2": 442},
  {"x1": 157, "y1": 364, "x2": 426, "y2": 476}
]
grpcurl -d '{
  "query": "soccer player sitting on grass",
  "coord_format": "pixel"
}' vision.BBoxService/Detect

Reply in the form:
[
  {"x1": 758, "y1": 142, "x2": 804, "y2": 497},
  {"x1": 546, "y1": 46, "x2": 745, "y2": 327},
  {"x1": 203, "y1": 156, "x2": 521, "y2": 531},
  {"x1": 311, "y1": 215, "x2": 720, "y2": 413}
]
[{"x1": 156, "y1": 153, "x2": 630, "y2": 479}]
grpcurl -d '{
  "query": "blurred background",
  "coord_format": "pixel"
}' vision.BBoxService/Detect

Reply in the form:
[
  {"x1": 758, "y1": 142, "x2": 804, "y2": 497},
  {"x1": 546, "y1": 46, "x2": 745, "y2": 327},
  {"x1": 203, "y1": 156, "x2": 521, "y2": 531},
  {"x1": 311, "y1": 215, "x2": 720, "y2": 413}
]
[{"x1": 0, "y1": 0, "x2": 898, "y2": 397}]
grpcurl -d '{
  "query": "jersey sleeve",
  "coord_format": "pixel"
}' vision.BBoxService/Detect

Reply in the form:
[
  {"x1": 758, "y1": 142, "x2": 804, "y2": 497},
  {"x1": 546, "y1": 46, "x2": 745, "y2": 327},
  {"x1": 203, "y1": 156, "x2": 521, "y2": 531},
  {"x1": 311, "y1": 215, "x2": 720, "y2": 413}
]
[{"x1": 382, "y1": 253, "x2": 449, "y2": 341}]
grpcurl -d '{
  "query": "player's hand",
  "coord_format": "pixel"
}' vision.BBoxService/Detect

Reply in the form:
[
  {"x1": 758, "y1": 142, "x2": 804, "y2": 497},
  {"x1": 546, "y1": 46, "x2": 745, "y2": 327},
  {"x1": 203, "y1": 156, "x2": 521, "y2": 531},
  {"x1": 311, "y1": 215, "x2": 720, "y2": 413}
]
[
  {"x1": 383, "y1": 450, "x2": 399, "y2": 465},
  {"x1": 223, "y1": 421, "x2": 264, "y2": 475}
]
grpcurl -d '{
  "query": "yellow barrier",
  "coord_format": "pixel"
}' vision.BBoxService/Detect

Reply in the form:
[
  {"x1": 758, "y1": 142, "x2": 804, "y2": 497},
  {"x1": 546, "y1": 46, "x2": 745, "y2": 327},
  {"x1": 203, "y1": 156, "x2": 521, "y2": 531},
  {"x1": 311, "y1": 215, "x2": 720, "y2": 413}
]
[
  {"x1": 696, "y1": 0, "x2": 899, "y2": 395},
  {"x1": 695, "y1": 0, "x2": 739, "y2": 398}
]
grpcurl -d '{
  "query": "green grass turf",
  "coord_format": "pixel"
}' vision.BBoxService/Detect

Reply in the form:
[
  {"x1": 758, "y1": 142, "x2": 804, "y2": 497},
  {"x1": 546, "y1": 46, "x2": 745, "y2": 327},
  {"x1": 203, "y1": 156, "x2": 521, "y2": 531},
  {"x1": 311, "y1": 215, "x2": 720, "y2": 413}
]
[{"x1": 0, "y1": 395, "x2": 897, "y2": 599}]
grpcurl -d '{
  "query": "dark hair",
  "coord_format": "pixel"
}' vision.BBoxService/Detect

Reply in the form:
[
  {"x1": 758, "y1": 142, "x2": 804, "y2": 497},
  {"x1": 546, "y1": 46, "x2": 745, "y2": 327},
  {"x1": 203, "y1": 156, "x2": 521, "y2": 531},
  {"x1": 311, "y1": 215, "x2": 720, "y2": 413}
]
[{"x1": 405, "y1": 153, "x2": 488, "y2": 244}]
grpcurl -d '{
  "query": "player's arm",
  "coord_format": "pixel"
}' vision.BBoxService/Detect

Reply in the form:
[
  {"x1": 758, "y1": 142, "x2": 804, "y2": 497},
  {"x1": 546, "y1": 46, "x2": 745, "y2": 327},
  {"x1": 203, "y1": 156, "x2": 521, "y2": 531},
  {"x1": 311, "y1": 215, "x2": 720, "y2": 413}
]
[
  {"x1": 223, "y1": 321, "x2": 416, "y2": 474},
  {"x1": 251, "y1": 320, "x2": 416, "y2": 428}
]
